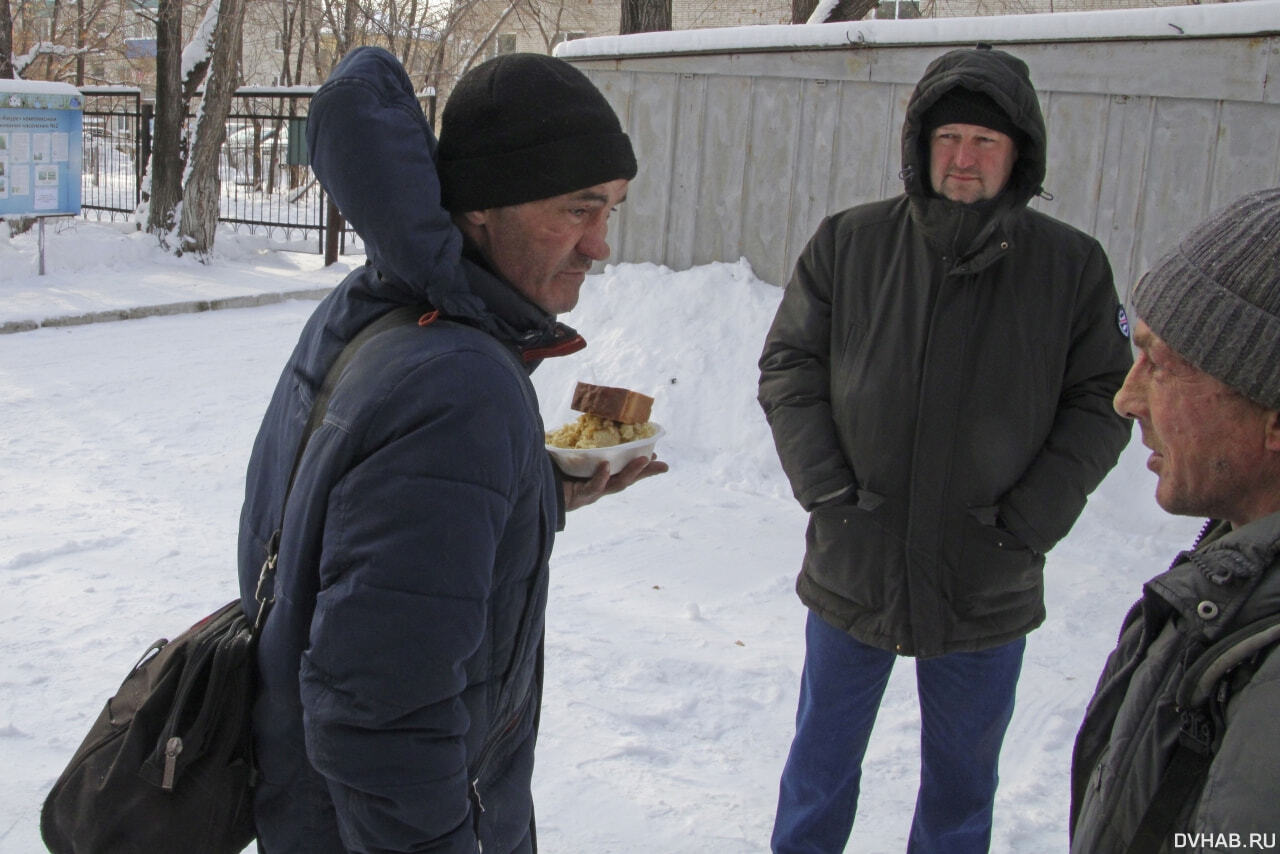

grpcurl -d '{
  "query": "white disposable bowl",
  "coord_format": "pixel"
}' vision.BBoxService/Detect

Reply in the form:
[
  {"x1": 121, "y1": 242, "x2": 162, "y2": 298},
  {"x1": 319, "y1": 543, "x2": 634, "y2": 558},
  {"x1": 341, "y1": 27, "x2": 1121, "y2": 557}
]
[{"x1": 546, "y1": 424, "x2": 664, "y2": 478}]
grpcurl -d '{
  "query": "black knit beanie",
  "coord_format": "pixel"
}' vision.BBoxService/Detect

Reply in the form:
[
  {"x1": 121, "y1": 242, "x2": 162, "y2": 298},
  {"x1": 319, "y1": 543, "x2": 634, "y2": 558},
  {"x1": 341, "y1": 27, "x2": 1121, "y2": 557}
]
[
  {"x1": 437, "y1": 53, "x2": 637, "y2": 212},
  {"x1": 921, "y1": 86, "x2": 1022, "y2": 143},
  {"x1": 1132, "y1": 187, "x2": 1280, "y2": 411}
]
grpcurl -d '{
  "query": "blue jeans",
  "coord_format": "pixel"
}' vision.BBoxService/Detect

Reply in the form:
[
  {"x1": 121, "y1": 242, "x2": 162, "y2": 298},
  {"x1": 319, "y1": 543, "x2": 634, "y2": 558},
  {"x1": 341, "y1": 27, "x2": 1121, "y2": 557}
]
[{"x1": 771, "y1": 612, "x2": 1025, "y2": 854}]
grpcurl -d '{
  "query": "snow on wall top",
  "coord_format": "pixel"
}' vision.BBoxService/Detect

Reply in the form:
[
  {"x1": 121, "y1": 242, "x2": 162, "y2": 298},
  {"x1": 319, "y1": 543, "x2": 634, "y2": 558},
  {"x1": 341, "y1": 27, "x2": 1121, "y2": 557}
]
[
  {"x1": 0, "y1": 79, "x2": 84, "y2": 96},
  {"x1": 554, "y1": 0, "x2": 1280, "y2": 59}
]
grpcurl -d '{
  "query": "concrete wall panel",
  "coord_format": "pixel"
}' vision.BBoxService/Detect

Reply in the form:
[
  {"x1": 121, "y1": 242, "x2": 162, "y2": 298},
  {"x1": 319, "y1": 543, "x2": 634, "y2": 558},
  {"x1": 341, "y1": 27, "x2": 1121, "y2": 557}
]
[{"x1": 575, "y1": 32, "x2": 1280, "y2": 289}]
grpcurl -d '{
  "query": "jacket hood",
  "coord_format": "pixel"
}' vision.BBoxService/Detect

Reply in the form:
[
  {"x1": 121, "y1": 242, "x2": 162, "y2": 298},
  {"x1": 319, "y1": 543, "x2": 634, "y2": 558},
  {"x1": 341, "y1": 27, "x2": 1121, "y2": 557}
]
[
  {"x1": 901, "y1": 46, "x2": 1047, "y2": 209},
  {"x1": 307, "y1": 47, "x2": 477, "y2": 318},
  {"x1": 306, "y1": 46, "x2": 580, "y2": 358}
]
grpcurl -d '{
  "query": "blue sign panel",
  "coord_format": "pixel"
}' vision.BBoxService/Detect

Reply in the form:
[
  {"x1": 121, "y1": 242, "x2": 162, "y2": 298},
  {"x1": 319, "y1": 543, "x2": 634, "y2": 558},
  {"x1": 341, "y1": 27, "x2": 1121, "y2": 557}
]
[{"x1": 0, "y1": 80, "x2": 84, "y2": 218}]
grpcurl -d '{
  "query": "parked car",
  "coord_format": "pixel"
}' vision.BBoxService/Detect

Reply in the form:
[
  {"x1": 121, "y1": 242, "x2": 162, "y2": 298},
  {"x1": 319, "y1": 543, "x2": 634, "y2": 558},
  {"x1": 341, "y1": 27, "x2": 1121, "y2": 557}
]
[{"x1": 224, "y1": 123, "x2": 291, "y2": 180}]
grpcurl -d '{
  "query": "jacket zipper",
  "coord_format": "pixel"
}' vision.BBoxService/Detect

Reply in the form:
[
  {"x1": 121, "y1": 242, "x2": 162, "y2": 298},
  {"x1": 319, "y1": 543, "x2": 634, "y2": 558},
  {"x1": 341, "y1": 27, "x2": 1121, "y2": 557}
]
[
  {"x1": 472, "y1": 708, "x2": 524, "y2": 782},
  {"x1": 1192, "y1": 518, "x2": 1215, "y2": 549},
  {"x1": 1164, "y1": 518, "x2": 1218, "y2": 573},
  {"x1": 161, "y1": 736, "x2": 183, "y2": 790},
  {"x1": 466, "y1": 706, "x2": 525, "y2": 845}
]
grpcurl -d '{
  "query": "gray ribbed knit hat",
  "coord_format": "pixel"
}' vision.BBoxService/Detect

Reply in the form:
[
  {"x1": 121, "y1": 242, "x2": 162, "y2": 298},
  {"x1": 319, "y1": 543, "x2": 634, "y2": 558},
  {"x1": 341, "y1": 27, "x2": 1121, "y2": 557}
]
[{"x1": 1132, "y1": 187, "x2": 1280, "y2": 410}]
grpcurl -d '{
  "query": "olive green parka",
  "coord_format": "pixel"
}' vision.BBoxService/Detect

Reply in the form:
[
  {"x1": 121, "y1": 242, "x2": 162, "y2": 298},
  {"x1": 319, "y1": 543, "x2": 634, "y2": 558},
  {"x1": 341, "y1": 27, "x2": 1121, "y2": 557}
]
[
  {"x1": 758, "y1": 47, "x2": 1133, "y2": 658},
  {"x1": 1070, "y1": 513, "x2": 1280, "y2": 853}
]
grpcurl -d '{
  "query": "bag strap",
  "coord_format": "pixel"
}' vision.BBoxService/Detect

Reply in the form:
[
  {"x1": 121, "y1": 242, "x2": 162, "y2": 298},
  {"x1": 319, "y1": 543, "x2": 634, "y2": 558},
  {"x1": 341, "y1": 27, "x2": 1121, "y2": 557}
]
[
  {"x1": 1124, "y1": 612, "x2": 1280, "y2": 854},
  {"x1": 252, "y1": 304, "x2": 432, "y2": 635}
]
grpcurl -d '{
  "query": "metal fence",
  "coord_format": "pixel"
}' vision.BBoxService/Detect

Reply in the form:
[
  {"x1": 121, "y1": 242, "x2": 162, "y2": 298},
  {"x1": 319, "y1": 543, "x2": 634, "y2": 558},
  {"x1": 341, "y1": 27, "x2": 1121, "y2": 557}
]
[
  {"x1": 80, "y1": 87, "x2": 146, "y2": 219},
  {"x1": 77, "y1": 86, "x2": 364, "y2": 259}
]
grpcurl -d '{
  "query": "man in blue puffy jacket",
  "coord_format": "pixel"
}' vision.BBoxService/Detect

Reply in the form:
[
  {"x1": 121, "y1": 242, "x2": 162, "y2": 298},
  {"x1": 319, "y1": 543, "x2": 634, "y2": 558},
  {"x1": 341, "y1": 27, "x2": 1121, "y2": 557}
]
[{"x1": 237, "y1": 47, "x2": 663, "y2": 853}]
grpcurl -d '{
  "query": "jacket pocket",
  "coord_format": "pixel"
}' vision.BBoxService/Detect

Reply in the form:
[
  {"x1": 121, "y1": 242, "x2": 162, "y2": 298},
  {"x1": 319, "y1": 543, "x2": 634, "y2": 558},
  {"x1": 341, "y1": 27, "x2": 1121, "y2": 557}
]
[
  {"x1": 952, "y1": 508, "x2": 1044, "y2": 620},
  {"x1": 966, "y1": 505, "x2": 1028, "y2": 551},
  {"x1": 803, "y1": 489, "x2": 894, "y2": 611}
]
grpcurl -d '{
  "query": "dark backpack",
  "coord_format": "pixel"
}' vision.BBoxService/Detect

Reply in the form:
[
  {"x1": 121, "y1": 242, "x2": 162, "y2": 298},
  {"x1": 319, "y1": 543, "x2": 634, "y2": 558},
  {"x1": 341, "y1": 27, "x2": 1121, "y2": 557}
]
[{"x1": 40, "y1": 601, "x2": 257, "y2": 854}]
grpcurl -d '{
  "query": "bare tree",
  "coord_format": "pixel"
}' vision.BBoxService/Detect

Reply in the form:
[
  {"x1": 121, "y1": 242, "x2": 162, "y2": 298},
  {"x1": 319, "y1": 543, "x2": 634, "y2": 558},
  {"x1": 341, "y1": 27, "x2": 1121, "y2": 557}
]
[
  {"x1": 318, "y1": 0, "x2": 360, "y2": 61},
  {"x1": 41, "y1": 0, "x2": 61, "y2": 77},
  {"x1": 277, "y1": 0, "x2": 307, "y2": 85},
  {"x1": 620, "y1": 0, "x2": 669, "y2": 34},
  {"x1": 240, "y1": 0, "x2": 546, "y2": 108},
  {"x1": 518, "y1": 0, "x2": 584, "y2": 53},
  {"x1": 139, "y1": 0, "x2": 246, "y2": 256},
  {"x1": 462, "y1": 0, "x2": 524, "y2": 69},
  {"x1": 0, "y1": 0, "x2": 13, "y2": 78},
  {"x1": 825, "y1": 0, "x2": 879, "y2": 20},
  {"x1": 2, "y1": 0, "x2": 119, "y2": 84},
  {"x1": 178, "y1": 0, "x2": 245, "y2": 255},
  {"x1": 143, "y1": 0, "x2": 184, "y2": 237},
  {"x1": 797, "y1": 0, "x2": 878, "y2": 22},
  {"x1": 791, "y1": 0, "x2": 819, "y2": 22},
  {"x1": 74, "y1": 0, "x2": 83, "y2": 84}
]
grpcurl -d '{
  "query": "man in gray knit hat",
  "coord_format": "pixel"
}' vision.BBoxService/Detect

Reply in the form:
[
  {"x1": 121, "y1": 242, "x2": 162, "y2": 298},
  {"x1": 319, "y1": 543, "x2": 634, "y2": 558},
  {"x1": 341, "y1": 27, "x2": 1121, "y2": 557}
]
[{"x1": 1070, "y1": 187, "x2": 1280, "y2": 853}]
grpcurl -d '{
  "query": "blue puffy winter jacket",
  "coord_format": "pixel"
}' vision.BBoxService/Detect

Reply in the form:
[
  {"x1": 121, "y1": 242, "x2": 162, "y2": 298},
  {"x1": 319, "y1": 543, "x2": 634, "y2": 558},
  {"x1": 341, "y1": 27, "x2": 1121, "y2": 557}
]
[{"x1": 237, "y1": 47, "x2": 581, "y2": 853}]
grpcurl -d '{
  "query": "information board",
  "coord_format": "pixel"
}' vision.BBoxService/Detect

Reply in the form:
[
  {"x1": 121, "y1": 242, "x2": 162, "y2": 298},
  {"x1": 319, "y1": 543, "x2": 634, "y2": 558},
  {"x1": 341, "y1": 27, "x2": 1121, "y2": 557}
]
[{"x1": 0, "y1": 80, "x2": 83, "y2": 218}]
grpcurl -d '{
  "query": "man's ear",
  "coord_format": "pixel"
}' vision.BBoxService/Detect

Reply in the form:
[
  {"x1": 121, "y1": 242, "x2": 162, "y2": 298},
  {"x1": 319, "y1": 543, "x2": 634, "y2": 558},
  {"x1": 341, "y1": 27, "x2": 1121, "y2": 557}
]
[
  {"x1": 454, "y1": 209, "x2": 490, "y2": 250},
  {"x1": 1265, "y1": 409, "x2": 1280, "y2": 453}
]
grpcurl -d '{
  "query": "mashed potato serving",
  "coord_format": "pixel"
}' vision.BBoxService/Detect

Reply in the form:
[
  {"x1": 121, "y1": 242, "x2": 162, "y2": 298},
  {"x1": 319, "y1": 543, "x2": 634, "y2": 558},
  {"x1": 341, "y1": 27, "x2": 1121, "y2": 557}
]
[{"x1": 546, "y1": 412, "x2": 659, "y2": 449}]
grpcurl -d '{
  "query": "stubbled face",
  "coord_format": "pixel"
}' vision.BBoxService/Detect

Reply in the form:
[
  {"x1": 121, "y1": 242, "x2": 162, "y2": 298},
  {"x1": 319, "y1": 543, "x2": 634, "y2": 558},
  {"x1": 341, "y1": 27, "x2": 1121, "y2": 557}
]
[
  {"x1": 1113, "y1": 319, "x2": 1280, "y2": 527},
  {"x1": 462, "y1": 179, "x2": 629, "y2": 315},
  {"x1": 928, "y1": 123, "x2": 1017, "y2": 204}
]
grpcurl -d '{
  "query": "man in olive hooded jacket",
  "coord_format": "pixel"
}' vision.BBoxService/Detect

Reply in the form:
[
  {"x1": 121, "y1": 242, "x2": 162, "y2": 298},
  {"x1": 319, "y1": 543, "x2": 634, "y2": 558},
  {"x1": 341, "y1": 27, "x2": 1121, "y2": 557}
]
[
  {"x1": 1070, "y1": 188, "x2": 1280, "y2": 854},
  {"x1": 759, "y1": 46, "x2": 1133, "y2": 853}
]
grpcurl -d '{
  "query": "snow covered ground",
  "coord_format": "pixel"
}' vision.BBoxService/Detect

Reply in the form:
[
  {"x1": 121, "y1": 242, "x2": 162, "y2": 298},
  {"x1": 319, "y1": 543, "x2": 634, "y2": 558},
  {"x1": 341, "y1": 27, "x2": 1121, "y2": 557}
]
[{"x1": 0, "y1": 219, "x2": 1203, "y2": 852}]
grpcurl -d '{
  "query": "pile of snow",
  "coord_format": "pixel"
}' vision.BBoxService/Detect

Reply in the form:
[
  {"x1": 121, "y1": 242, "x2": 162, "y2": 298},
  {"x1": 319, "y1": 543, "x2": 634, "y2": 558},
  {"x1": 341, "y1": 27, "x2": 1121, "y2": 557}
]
[
  {"x1": 0, "y1": 220, "x2": 1202, "y2": 852},
  {"x1": 538, "y1": 260, "x2": 789, "y2": 497}
]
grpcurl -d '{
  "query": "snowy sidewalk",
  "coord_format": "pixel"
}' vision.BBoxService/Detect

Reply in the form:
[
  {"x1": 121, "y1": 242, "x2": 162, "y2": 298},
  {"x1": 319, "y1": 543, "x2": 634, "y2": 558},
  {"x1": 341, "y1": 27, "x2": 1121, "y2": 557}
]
[{"x1": 0, "y1": 219, "x2": 343, "y2": 334}]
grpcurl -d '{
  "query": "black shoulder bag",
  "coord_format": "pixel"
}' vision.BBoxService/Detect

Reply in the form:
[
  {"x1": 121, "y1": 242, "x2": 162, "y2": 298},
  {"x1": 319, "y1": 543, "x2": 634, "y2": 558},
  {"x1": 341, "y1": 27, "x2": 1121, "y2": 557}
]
[{"x1": 40, "y1": 305, "x2": 427, "y2": 854}]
